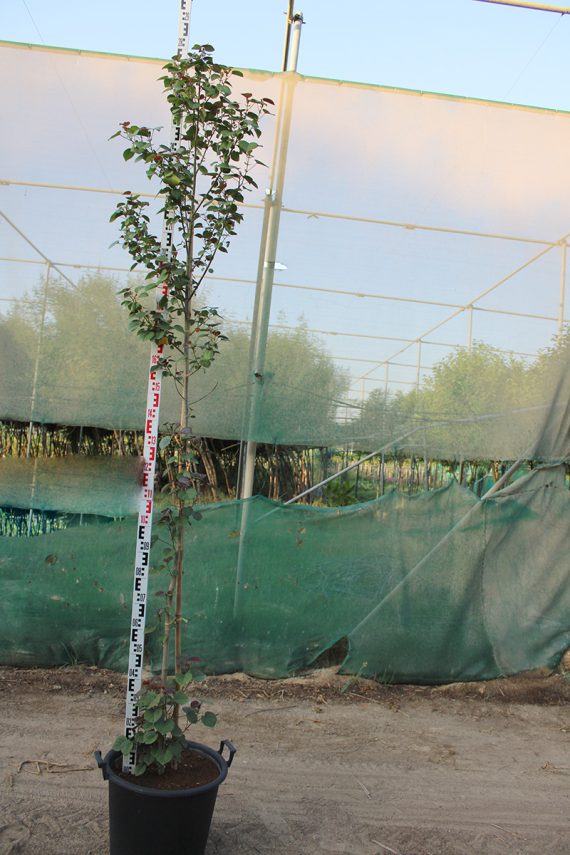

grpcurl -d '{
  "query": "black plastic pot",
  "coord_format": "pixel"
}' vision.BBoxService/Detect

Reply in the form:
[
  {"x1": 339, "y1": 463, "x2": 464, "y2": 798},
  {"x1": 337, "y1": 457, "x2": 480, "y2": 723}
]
[{"x1": 95, "y1": 739, "x2": 236, "y2": 855}]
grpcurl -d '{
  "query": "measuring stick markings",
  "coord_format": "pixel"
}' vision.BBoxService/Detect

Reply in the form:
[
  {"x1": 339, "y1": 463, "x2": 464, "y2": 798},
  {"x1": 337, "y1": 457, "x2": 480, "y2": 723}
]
[{"x1": 122, "y1": 0, "x2": 192, "y2": 775}]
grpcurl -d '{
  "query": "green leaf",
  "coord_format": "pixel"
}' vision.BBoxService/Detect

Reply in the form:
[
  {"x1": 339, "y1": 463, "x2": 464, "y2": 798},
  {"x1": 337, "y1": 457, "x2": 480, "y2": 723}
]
[
  {"x1": 184, "y1": 707, "x2": 198, "y2": 724},
  {"x1": 159, "y1": 436, "x2": 171, "y2": 450},
  {"x1": 171, "y1": 691, "x2": 188, "y2": 705},
  {"x1": 170, "y1": 739, "x2": 184, "y2": 758},
  {"x1": 155, "y1": 745, "x2": 174, "y2": 767},
  {"x1": 143, "y1": 707, "x2": 163, "y2": 724},
  {"x1": 201, "y1": 711, "x2": 217, "y2": 728},
  {"x1": 140, "y1": 730, "x2": 159, "y2": 744},
  {"x1": 154, "y1": 718, "x2": 175, "y2": 735},
  {"x1": 238, "y1": 140, "x2": 257, "y2": 154},
  {"x1": 163, "y1": 172, "x2": 182, "y2": 187},
  {"x1": 123, "y1": 148, "x2": 134, "y2": 161},
  {"x1": 133, "y1": 762, "x2": 148, "y2": 776},
  {"x1": 177, "y1": 488, "x2": 197, "y2": 501},
  {"x1": 176, "y1": 671, "x2": 194, "y2": 689},
  {"x1": 112, "y1": 735, "x2": 133, "y2": 755},
  {"x1": 138, "y1": 691, "x2": 162, "y2": 709}
]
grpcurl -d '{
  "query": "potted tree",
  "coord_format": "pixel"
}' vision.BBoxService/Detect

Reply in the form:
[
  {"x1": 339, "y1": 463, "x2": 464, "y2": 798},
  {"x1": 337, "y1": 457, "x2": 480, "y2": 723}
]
[{"x1": 95, "y1": 44, "x2": 272, "y2": 855}]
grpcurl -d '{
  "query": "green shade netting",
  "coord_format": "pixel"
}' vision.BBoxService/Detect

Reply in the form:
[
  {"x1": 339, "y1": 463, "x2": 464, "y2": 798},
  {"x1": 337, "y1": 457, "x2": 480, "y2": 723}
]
[
  {"x1": 0, "y1": 457, "x2": 141, "y2": 516},
  {"x1": 1, "y1": 44, "x2": 570, "y2": 685},
  {"x1": 2, "y1": 44, "x2": 570, "y2": 459},
  {"x1": 1, "y1": 467, "x2": 568, "y2": 681}
]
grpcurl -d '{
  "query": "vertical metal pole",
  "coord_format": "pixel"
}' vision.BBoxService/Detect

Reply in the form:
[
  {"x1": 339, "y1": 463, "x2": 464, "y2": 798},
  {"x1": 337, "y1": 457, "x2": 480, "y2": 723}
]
[
  {"x1": 286, "y1": 14, "x2": 304, "y2": 70},
  {"x1": 467, "y1": 305, "x2": 474, "y2": 352},
  {"x1": 558, "y1": 240, "x2": 567, "y2": 341},
  {"x1": 384, "y1": 363, "x2": 389, "y2": 405},
  {"x1": 415, "y1": 340, "x2": 422, "y2": 393},
  {"x1": 236, "y1": 9, "x2": 295, "y2": 497},
  {"x1": 26, "y1": 260, "x2": 51, "y2": 535},
  {"x1": 354, "y1": 454, "x2": 360, "y2": 501},
  {"x1": 26, "y1": 261, "x2": 51, "y2": 457},
  {"x1": 281, "y1": 1, "x2": 295, "y2": 71},
  {"x1": 240, "y1": 15, "x2": 303, "y2": 502},
  {"x1": 78, "y1": 426, "x2": 85, "y2": 526},
  {"x1": 234, "y1": 11, "x2": 304, "y2": 618}
]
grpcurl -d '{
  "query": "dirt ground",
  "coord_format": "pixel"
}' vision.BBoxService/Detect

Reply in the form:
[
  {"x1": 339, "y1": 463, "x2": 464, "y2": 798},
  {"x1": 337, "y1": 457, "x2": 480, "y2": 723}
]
[{"x1": 1, "y1": 665, "x2": 570, "y2": 855}]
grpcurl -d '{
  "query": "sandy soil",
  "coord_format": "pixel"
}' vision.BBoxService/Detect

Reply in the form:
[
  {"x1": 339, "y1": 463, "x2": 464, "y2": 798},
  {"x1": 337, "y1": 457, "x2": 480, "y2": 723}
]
[{"x1": 1, "y1": 666, "x2": 570, "y2": 855}]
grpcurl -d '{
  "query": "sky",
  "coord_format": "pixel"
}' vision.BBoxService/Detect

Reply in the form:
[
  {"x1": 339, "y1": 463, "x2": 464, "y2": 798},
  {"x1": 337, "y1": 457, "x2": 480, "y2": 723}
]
[{"x1": 3, "y1": 0, "x2": 570, "y2": 111}]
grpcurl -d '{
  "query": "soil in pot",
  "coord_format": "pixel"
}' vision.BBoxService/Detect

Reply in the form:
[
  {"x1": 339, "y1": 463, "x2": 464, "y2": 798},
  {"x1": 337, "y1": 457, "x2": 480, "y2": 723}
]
[{"x1": 115, "y1": 748, "x2": 219, "y2": 790}]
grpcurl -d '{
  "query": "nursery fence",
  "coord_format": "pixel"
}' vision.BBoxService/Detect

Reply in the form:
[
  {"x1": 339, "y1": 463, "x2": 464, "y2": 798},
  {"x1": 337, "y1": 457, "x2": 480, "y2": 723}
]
[{"x1": 0, "y1": 41, "x2": 569, "y2": 682}]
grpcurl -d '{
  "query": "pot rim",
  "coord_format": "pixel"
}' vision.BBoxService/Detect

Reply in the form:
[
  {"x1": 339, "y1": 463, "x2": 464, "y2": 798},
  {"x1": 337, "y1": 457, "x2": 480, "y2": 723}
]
[{"x1": 98, "y1": 739, "x2": 230, "y2": 798}]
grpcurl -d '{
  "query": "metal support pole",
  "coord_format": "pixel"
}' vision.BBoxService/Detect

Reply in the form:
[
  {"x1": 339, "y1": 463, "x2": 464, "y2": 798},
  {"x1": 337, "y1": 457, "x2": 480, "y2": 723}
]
[
  {"x1": 234, "y1": 11, "x2": 303, "y2": 618},
  {"x1": 286, "y1": 14, "x2": 304, "y2": 71},
  {"x1": 558, "y1": 240, "x2": 567, "y2": 341},
  {"x1": 78, "y1": 425, "x2": 84, "y2": 527},
  {"x1": 354, "y1": 456, "x2": 360, "y2": 501},
  {"x1": 26, "y1": 261, "x2": 51, "y2": 535},
  {"x1": 239, "y1": 15, "x2": 303, "y2": 502},
  {"x1": 474, "y1": 0, "x2": 570, "y2": 13},
  {"x1": 0, "y1": 210, "x2": 76, "y2": 289},
  {"x1": 27, "y1": 261, "x2": 51, "y2": 452},
  {"x1": 281, "y1": 1, "x2": 295, "y2": 71},
  {"x1": 415, "y1": 340, "x2": 422, "y2": 392}
]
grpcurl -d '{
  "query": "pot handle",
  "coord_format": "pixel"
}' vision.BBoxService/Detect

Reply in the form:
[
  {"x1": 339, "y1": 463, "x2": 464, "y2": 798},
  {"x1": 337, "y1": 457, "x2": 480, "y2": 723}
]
[
  {"x1": 218, "y1": 739, "x2": 236, "y2": 768},
  {"x1": 94, "y1": 750, "x2": 108, "y2": 780}
]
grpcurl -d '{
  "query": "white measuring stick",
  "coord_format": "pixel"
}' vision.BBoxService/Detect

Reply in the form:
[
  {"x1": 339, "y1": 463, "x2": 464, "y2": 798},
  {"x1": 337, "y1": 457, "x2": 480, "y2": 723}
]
[{"x1": 122, "y1": 0, "x2": 192, "y2": 775}]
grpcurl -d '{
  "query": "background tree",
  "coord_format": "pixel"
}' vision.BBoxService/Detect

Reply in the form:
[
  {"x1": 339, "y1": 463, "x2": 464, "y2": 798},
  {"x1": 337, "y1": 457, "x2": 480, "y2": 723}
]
[
  {"x1": 0, "y1": 309, "x2": 35, "y2": 426},
  {"x1": 356, "y1": 343, "x2": 532, "y2": 462}
]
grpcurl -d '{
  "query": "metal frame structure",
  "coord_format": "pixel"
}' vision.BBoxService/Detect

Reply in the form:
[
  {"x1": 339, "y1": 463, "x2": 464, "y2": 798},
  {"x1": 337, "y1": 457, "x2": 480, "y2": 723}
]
[
  {"x1": 1, "y1": 189, "x2": 567, "y2": 417},
  {"x1": 474, "y1": 1, "x2": 570, "y2": 13},
  {"x1": 1, "y1": 24, "x2": 569, "y2": 440}
]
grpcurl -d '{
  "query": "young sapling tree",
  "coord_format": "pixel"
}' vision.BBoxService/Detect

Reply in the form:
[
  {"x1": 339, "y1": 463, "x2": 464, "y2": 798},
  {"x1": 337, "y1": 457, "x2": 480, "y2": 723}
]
[{"x1": 110, "y1": 44, "x2": 272, "y2": 776}]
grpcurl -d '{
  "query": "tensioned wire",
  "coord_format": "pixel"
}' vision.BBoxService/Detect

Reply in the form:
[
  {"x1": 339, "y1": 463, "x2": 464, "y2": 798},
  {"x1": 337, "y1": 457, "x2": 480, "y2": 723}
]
[
  {"x1": 2, "y1": 191, "x2": 558, "y2": 395},
  {"x1": 0, "y1": 179, "x2": 557, "y2": 247}
]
